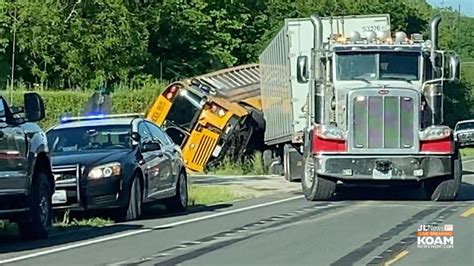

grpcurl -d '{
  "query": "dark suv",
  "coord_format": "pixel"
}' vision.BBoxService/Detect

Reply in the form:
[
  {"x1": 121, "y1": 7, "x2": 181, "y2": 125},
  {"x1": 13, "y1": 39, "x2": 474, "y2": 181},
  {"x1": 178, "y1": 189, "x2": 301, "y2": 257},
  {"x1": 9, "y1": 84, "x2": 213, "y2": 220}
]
[{"x1": 0, "y1": 93, "x2": 54, "y2": 240}]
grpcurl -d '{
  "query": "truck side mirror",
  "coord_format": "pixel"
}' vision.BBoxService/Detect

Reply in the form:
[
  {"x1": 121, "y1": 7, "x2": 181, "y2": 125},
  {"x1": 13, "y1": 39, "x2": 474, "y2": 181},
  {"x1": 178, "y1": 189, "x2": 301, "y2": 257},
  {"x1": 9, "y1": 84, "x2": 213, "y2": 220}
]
[
  {"x1": 24, "y1": 92, "x2": 45, "y2": 122},
  {"x1": 449, "y1": 54, "x2": 460, "y2": 82},
  {"x1": 297, "y1": 55, "x2": 309, "y2": 83},
  {"x1": 0, "y1": 97, "x2": 15, "y2": 125}
]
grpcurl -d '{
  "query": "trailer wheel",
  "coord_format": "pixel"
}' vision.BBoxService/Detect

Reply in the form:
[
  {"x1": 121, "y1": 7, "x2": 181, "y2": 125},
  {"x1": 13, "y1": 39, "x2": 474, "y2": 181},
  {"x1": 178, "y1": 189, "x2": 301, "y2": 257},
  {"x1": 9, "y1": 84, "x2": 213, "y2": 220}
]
[
  {"x1": 301, "y1": 155, "x2": 336, "y2": 201},
  {"x1": 427, "y1": 154, "x2": 462, "y2": 201},
  {"x1": 263, "y1": 150, "x2": 273, "y2": 170}
]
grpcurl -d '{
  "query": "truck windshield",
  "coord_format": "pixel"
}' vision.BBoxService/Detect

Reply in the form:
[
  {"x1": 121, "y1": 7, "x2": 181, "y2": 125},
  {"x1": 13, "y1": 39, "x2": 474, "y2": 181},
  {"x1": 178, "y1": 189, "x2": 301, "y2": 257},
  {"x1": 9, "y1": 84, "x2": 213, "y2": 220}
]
[
  {"x1": 46, "y1": 125, "x2": 132, "y2": 153},
  {"x1": 164, "y1": 89, "x2": 203, "y2": 132},
  {"x1": 336, "y1": 51, "x2": 420, "y2": 81}
]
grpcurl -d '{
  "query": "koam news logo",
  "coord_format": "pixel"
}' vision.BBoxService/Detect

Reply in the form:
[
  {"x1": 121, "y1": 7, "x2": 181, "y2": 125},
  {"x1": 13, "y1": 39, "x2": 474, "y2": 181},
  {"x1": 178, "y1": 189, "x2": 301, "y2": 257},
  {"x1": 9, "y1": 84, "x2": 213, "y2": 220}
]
[{"x1": 417, "y1": 224, "x2": 454, "y2": 249}]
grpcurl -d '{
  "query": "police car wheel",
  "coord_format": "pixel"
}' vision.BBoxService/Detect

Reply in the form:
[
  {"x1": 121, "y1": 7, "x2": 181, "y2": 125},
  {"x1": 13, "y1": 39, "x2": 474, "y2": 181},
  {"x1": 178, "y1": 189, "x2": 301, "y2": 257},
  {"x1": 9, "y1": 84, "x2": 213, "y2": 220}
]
[
  {"x1": 165, "y1": 170, "x2": 188, "y2": 212},
  {"x1": 115, "y1": 176, "x2": 142, "y2": 222}
]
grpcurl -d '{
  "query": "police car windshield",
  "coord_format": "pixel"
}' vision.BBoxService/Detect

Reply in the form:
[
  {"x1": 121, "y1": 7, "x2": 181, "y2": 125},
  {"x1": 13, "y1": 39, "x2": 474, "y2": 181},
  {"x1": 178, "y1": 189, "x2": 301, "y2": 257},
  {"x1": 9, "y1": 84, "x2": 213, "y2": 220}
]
[
  {"x1": 336, "y1": 51, "x2": 420, "y2": 81},
  {"x1": 46, "y1": 125, "x2": 132, "y2": 153}
]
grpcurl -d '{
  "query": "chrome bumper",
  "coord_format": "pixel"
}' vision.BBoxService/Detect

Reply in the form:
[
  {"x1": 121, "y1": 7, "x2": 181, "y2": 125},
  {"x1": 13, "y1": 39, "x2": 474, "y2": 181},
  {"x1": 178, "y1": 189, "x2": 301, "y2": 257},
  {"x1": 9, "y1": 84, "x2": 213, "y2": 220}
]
[{"x1": 315, "y1": 154, "x2": 453, "y2": 181}]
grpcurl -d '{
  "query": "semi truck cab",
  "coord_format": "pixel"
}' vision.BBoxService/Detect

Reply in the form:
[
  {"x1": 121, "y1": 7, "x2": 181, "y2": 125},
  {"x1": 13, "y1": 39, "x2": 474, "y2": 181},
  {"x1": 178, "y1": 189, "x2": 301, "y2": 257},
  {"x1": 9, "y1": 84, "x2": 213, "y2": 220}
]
[{"x1": 294, "y1": 14, "x2": 461, "y2": 201}]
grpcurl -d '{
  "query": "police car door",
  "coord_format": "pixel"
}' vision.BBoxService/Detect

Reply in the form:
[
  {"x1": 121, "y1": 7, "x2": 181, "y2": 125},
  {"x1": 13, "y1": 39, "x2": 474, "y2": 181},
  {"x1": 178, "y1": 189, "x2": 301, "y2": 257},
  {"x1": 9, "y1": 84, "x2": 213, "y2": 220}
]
[
  {"x1": 137, "y1": 122, "x2": 165, "y2": 197},
  {"x1": 144, "y1": 121, "x2": 174, "y2": 191}
]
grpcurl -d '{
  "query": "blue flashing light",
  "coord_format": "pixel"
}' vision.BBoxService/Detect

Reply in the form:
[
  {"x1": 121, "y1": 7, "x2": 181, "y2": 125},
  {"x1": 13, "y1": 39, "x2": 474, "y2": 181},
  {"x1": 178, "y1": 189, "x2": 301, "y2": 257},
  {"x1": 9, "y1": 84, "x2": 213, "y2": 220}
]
[
  {"x1": 85, "y1": 111, "x2": 106, "y2": 116},
  {"x1": 60, "y1": 113, "x2": 105, "y2": 123},
  {"x1": 59, "y1": 112, "x2": 144, "y2": 124}
]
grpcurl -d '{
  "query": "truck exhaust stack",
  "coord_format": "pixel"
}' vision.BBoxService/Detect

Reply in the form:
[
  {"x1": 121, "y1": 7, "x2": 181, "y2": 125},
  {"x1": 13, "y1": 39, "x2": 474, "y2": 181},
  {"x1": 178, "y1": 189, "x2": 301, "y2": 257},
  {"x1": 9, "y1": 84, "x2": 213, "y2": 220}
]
[
  {"x1": 430, "y1": 15, "x2": 441, "y2": 51},
  {"x1": 310, "y1": 14, "x2": 324, "y2": 125}
]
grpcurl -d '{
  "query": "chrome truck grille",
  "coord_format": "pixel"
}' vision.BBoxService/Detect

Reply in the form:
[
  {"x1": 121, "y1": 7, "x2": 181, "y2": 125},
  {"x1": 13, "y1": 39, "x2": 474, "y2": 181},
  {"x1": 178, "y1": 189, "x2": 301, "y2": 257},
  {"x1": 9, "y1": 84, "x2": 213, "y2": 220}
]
[{"x1": 347, "y1": 89, "x2": 420, "y2": 154}]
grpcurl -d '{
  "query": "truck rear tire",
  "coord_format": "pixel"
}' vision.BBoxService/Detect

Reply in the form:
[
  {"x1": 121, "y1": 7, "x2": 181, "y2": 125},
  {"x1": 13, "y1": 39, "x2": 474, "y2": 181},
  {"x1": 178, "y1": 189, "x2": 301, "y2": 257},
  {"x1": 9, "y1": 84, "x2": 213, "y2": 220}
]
[
  {"x1": 17, "y1": 172, "x2": 52, "y2": 240},
  {"x1": 302, "y1": 155, "x2": 336, "y2": 201}
]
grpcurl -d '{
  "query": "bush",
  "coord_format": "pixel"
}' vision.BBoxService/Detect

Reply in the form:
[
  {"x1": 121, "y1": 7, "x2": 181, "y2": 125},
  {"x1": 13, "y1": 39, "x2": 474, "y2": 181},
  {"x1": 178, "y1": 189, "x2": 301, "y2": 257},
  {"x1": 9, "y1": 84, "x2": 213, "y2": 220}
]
[
  {"x1": 205, "y1": 151, "x2": 267, "y2": 175},
  {"x1": 0, "y1": 85, "x2": 165, "y2": 130}
]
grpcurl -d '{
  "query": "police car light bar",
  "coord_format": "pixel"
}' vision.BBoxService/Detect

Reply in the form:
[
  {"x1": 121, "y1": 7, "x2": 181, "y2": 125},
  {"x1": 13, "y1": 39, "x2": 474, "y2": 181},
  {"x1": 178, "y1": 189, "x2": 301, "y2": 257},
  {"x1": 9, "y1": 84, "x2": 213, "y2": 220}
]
[{"x1": 60, "y1": 113, "x2": 145, "y2": 123}]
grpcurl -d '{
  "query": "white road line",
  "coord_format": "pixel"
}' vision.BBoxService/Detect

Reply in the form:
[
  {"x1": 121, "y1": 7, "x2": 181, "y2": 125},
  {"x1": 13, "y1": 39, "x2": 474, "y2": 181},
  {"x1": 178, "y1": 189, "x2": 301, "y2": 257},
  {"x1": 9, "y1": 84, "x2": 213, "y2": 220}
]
[{"x1": 0, "y1": 195, "x2": 304, "y2": 264}]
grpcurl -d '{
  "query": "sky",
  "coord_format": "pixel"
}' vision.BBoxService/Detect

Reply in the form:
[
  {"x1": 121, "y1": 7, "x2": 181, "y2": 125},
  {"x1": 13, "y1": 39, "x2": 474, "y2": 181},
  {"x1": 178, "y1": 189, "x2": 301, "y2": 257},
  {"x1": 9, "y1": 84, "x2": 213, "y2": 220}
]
[{"x1": 427, "y1": 0, "x2": 474, "y2": 17}]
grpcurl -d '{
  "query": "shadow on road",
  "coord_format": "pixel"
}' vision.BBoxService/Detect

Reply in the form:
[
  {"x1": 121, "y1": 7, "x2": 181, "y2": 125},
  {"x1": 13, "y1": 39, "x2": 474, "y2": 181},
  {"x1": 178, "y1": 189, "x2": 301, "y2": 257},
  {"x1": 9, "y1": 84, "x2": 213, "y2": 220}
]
[
  {"x1": 0, "y1": 203, "x2": 232, "y2": 254},
  {"x1": 333, "y1": 184, "x2": 425, "y2": 201},
  {"x1": 456, "y1": 182, "x2": 474, "y2": 201},
  {"x1": 0, "y1": 223, "x2": 143, "y2": 254},
  {"x1": 140, "y1": 202, "x2": 233, "y2": 221},
  {"x1": 332, "y1": 181, "x2": 474, "y2": 201}
]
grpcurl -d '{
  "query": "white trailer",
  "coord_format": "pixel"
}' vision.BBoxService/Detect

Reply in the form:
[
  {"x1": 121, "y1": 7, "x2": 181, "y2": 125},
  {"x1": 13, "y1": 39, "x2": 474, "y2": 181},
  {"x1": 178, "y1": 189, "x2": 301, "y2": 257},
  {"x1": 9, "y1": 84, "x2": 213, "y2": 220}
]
[{"x1": 259, "y1": 14, "x2": 391, "y2": 181}]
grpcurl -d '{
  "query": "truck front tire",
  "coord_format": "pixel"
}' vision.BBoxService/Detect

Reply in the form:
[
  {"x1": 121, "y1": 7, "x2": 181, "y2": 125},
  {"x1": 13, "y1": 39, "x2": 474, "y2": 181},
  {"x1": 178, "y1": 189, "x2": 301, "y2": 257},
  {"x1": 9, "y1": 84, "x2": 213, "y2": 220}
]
[
  {"x1": 424, "y1": 154, "x2": 461, "y2": 201},
  {"x1": 17, "y1": 172, "x2": 53, "y2": 240},
  {"x1": 302, "y1": 155, "x2": 336, "y2": 201}
]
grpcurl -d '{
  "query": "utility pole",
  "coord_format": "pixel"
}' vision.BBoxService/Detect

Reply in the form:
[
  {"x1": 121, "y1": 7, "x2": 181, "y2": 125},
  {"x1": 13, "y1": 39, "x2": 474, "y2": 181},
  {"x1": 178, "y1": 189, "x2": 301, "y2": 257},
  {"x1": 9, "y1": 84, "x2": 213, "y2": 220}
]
[
  {"x1": 10, "y1": 8, "x2": 17, "y2": 103},
  {"x1": 457, "y1": 4, "x2": 461, "y2": 53}
]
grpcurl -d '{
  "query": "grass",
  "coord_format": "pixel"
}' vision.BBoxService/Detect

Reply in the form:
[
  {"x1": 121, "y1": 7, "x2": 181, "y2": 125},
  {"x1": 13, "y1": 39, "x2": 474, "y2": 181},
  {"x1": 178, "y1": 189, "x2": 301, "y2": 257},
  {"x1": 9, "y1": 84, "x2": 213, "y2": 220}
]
[
  {"x1": 53, "y1": 210, "x2": 113, "y2": 231},
  {"x1": 461, "y1": 147, "x2": 474, "y2": 157},
  {"x1": 205, "y1": 151, "x2": 267, "y2": 175},
  {"x1": 0, "y1": 220, "x2": 17, "y2": 234},
  {"x1": 188, "y1": 185, "x2": 245, "y2": 206}
]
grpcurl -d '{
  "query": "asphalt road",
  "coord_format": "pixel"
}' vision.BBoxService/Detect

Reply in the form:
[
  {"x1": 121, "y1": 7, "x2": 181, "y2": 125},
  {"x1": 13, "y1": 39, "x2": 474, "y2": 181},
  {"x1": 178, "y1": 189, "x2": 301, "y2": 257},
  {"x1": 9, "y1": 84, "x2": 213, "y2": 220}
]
[{"x1": 1, "y1": 162, "x2": 474, "y2": 266}]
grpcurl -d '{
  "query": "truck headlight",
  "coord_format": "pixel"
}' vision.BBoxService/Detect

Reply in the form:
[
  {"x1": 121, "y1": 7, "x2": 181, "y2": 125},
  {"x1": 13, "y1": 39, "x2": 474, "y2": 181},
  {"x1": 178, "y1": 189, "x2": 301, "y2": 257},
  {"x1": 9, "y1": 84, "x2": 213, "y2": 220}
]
[
  {"x1": 88, "y1": 162, "x2": 121, "y2": 180},
  {"x1": 419, "y1": 126, "x2": 451, "y2": 141},
  {"x1": 315, "y1": 124, "x2": 346, "y2": 140}
]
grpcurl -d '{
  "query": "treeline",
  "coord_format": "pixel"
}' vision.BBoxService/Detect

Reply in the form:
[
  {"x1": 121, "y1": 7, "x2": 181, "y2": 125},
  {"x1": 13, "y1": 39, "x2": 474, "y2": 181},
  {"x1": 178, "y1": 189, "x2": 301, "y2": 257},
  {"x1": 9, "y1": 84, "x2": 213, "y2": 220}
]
[{"x1": 0, "y1": 0, "x2": 473, "y2": 90}]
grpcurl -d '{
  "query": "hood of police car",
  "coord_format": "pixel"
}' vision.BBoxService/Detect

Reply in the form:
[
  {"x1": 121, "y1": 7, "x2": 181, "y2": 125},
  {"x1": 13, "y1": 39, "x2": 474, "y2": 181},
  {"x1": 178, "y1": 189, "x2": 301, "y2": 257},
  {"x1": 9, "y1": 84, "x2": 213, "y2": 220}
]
[{"x1": 51, "y1": 149, "x2": 132, "y2": 167}]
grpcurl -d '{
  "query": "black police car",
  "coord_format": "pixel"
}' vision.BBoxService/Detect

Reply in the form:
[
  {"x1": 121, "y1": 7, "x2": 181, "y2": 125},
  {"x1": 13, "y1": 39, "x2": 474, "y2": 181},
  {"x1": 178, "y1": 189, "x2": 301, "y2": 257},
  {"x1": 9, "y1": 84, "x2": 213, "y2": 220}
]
[{"x1": 45, "y1": 113, "x2": 188, "y2": 221}]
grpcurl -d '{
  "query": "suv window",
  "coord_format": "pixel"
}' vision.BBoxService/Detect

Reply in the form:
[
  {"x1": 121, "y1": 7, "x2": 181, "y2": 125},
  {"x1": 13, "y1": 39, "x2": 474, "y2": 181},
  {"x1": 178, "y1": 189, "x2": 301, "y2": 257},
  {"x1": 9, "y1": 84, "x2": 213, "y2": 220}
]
[
  {"x1": 455, "y1": 122, "x2": 474, "y2": 131},
  {"x1": 145, "y1": 121, "x2": 172, "y2": 145}
]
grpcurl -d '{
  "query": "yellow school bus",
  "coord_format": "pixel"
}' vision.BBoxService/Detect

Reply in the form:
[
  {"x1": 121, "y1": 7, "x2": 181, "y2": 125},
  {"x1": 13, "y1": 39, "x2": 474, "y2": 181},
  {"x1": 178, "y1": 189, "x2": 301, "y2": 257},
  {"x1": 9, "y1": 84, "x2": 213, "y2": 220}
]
[{"x1": 145, "y1": 64, "x2": 264, "y2": 172}]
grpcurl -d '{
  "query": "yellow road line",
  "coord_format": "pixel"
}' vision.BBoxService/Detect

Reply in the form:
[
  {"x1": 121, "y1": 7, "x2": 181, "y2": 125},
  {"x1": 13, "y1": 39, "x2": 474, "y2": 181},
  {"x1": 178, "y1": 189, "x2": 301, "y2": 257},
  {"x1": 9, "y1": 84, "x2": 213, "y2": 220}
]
[
  {"x1": 460, "y1": 206, "x2": 474, "y2": 218},
  {"x1": 384, "y1": 250, "x2": 410, "y2": 266}
]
